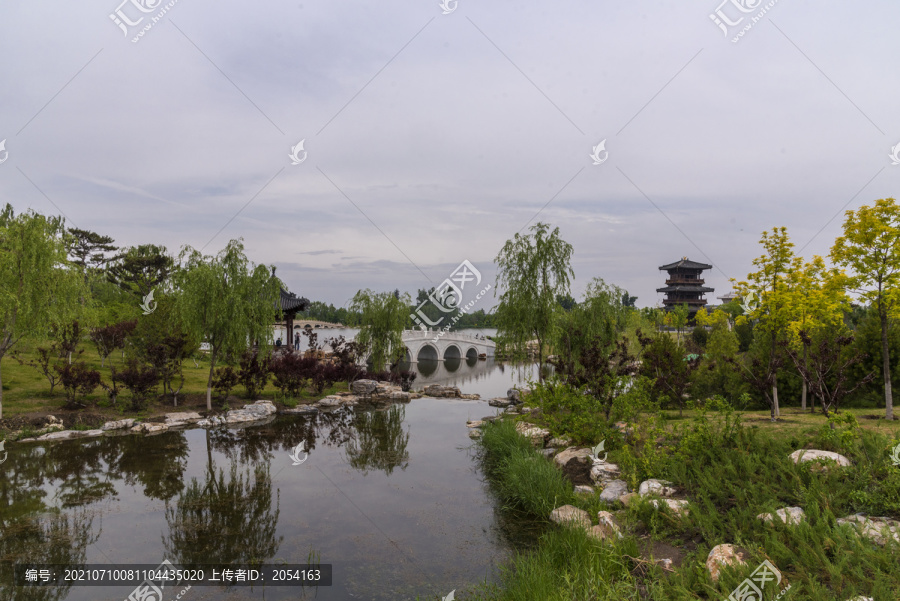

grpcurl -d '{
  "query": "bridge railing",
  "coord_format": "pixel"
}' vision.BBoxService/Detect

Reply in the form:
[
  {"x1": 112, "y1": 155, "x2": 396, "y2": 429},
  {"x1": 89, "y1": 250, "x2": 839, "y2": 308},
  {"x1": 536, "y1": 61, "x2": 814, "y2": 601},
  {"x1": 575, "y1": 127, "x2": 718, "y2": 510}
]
[{"x1": 401, "y1": 329, "x2": 491, "y2": 341}]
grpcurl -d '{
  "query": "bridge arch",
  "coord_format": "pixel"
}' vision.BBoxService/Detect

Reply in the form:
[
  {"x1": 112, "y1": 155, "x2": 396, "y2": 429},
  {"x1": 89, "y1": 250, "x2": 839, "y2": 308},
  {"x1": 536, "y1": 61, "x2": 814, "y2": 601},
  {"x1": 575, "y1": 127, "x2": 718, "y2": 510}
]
[
  {"x1": 417, "y1": 344, "x2": 439, "y2": 362},
  {"x1": 443, "y1": 344, "x2": 461, "y2": 361},
  {"x1": 465, "y1": 347, "x2": 478, "y2": 361}
]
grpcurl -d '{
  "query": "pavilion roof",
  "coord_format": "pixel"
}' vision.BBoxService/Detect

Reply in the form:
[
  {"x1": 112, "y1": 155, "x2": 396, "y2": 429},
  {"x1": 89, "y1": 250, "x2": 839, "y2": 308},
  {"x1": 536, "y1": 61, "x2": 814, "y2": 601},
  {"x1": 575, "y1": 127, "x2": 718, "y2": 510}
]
[
  {"x1": 280, "y1": 288, "x2": 310, "y2": 314},
  {"x1": 659, "y1": 258, "x2": 713, "y2": 271}
]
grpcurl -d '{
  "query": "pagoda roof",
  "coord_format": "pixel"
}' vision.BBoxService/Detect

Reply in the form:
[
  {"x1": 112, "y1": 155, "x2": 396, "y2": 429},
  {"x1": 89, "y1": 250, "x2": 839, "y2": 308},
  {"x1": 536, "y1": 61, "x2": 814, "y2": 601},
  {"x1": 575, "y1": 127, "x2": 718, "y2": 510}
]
[
  {"x1": 659, "y1": 258, "x2": 713, "y2": 271},
  {"x1": 280, "y1": 288, "x2": 310, "y2": 314},
  {"x1": 656, "y1": 284, "x2": 715, "y2": 293}
]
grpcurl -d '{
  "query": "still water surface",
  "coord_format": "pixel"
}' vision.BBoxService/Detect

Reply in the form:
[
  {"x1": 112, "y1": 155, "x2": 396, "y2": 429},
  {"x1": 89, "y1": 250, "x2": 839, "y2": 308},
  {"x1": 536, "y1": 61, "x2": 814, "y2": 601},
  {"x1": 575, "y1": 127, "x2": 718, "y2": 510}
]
[{"x1": 2, "y1": 352, "x2": 544, "y2": 600}]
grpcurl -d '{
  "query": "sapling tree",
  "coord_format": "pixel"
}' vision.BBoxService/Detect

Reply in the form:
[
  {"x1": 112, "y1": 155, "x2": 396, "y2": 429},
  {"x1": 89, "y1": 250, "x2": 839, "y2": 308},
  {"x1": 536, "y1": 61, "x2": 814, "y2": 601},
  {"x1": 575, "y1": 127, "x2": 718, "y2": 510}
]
[{"x1": 784, "y1": 329, "x2": 876, "y2": 421}]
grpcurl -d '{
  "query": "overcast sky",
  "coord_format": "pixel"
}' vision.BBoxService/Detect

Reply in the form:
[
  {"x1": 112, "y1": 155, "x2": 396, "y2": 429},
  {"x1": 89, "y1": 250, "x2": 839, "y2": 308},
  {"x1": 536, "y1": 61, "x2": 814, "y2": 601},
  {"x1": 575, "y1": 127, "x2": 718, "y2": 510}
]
[{"x1": 2, "y1": 1, "x2": 899, "y2": 311}]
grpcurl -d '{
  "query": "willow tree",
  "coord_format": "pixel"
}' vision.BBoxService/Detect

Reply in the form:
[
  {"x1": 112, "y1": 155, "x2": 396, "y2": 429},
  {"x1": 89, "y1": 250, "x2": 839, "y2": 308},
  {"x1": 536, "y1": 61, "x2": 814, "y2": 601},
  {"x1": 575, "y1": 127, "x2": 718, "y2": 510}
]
[
  {"x1": 495, "y1": 222, "x2": 574, "y2": 374},
  {"x1": 350, "y1": 289, "x2": 411, "y2": 372},
  {"x1": 0, "y1": 205, "x2": 86, "y2": 418},
  {"x1": 174, "y1": 240, "x2": 282, "y2": 411},
  {"x1": 733, "y1": 227, "x2": 796, "y2": 419},
  {"x1": 831, "y1": 198, "x2": 900, "y2": 420}
]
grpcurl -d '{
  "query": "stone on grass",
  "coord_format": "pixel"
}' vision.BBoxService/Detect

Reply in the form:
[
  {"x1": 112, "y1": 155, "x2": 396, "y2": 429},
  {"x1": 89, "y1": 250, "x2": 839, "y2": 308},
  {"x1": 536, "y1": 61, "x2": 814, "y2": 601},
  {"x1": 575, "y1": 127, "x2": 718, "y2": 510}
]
[
  {"x1": 554, "y1": 447, "x2": 592, "y2": 470},
  {"x1": 618, "y1": 492, "x2": 639, "y2": 507},
  {"x1": 590, "y1": 462, "x2": 621, "y2": 484},
  {"x1": 638, "y1": 479, "x2": 676, "y2": 497},
  {"x1": 836, "y1": 514, "x2": 900, "y2": 547},
  {"x1": 706, "y1": 544, "x2": 748, "y2": 582},
  {"x1": 758, "y1": 507, "x2": 806, "y2": 526},
  {"x1": 514, "y1": 421, "x2": 549, "y2": 447},
  {"x1": 574, "y1": 485, "x2": 594, "y2": 495},
  {"x1": 548, "y1": 437, "x2": 572, "y2": 448},
  {"x1": 549, "y1": 505, "x2": 591, "y2": 529},
  {"x1": 595, "y1": 511, "x2": 623, "y2": 539},
  {"x1": 540, "y1": 448, "x2": 557, "y2": 459},
  {"x1": 598, "y1": 480, "x2": 629, "y2": 503},
  {"x1": 651, "y1": 499, "x2": 689, "y2": 517},
  {"x1": 789, "y1": 449, "x2": 851, "y2": 471}
]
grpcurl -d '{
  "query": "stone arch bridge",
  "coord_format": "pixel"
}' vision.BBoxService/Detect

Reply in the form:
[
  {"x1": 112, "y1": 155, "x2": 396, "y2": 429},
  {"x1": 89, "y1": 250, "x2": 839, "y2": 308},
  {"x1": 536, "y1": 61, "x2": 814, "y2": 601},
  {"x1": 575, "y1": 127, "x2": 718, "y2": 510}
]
[{"x1": 401, "y1": 329, "x2": 496, "y2": 362}]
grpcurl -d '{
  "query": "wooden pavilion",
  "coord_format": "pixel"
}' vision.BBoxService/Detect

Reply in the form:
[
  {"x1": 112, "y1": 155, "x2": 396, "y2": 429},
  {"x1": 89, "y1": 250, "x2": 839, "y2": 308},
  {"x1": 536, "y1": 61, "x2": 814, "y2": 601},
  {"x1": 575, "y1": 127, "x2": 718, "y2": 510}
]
[{"x1": 656, "y1": 257, "x2": 714, "y2": 315}]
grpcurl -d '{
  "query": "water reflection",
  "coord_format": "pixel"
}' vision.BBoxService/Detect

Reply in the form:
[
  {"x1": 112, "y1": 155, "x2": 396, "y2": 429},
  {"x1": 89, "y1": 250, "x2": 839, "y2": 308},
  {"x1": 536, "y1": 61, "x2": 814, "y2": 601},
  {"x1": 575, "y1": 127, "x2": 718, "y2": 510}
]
[
  {"x1": 344, "y1": 405, "x2": 410, "y2": 475},
  {"x1": 163, "y1": 462, "x2": 282, "y2": 569},
  {"x1": 1, "y1": 396, "x2": 527, "y2": 600}
]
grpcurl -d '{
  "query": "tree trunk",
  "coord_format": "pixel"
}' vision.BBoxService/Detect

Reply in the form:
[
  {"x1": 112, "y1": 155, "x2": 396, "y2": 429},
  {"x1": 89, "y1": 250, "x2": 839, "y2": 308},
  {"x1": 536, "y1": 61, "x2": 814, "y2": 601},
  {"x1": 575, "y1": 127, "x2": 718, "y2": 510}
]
[
  {"x1": 800, "y1": 344, "x2": 807, "y2": 411},
  {"x1": 206, "y1": 350, "x2": 217, "y2": 411},
  {"x1": 881, "y1": 309, "x2": 894, "y2": 420},
  {"x1": 772, "y1": 374, "x2": 780, "y2": 418}
]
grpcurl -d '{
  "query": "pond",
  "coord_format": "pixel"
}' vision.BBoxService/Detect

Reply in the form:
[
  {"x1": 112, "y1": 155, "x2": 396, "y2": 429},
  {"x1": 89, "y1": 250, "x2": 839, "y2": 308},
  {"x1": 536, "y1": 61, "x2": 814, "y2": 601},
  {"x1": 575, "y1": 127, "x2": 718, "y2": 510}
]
[{"x1": 1, "y1": 397, "x2": 541, "y2": 600}]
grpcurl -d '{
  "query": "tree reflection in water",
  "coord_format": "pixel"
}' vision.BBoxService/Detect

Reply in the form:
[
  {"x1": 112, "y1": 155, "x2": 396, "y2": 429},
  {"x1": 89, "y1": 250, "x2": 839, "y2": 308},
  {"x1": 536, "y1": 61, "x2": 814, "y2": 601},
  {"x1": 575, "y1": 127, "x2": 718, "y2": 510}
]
[
  {"x1": 162, "y1": 461, "x2": 282, "y2": 570},
  {"x1": 0, "y1": 510, "x2": 97, "y2": 601},
  {"x1": 343, "y1": 405, "x2": 410, "y2": 476}
]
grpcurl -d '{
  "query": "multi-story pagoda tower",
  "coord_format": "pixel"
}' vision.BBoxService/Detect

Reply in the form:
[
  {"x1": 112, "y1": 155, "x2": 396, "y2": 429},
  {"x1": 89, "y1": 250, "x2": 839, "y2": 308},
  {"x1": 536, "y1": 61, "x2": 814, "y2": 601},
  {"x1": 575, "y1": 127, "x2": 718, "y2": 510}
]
[{"x1": 656, "y1": 257, "x2": 714, "y2": 314}]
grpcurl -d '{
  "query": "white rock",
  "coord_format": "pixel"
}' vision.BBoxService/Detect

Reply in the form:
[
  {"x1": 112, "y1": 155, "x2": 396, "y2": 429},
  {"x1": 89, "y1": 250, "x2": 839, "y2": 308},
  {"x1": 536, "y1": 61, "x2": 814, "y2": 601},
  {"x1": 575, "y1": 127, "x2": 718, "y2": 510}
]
[
  {"x1": 638, "y1": 479, "x2": 676, "y2": 497},
  {"x1": 706, "y1": 544, "x2": 748, "y2": 582},
  {"x1": 789, "y1": 449, "x2": 851, "y2": 469},
  {"x1": 549, "y1": 505, "x2": 591, "y2": 529},
  {"x1": 836, "y1": 514, "x2": 900, "y2": 546},
  {"x1": 549, "y1": 437, "x2": 572, "y2": 448},
  {"x1": 515, "y1": 421, "x2": 550, "y2": 447},
  {"x1": 164, "y1": 412, "x2": 203, "y2": 425},
  {"x1": 315, "y1": 396, "x2": 343, "y2": 408},
  {"x1": 554, "y1": 447, "x2": 592, "y2": 469},
  {"x1": 466, "y1": 420, "x2": 484, "y2": 428},
  {"x1": 590, "y1": 462, "x2": 621, "y2": 483},
  {"x1": 574, "y1": 485, "x2": 594, "y2": 495},
  {"x1": 651, "y1": 499, "x2": 689, "y2": 517},
  {"x1": 758, "y1": 507, "x2": 806, "y2": 525},
  {"x1": 101, "y1": 419, "x2": 135, "y2": 431},
  {"x1": 488, "y1": 398, "x2": 511, "y2": 408},
  {"x1": 599, "y1": 480, "x2": 629, "y2": 503},
  {"x1": 595, "y1": 510, "x2": 623, "y2": 539}
]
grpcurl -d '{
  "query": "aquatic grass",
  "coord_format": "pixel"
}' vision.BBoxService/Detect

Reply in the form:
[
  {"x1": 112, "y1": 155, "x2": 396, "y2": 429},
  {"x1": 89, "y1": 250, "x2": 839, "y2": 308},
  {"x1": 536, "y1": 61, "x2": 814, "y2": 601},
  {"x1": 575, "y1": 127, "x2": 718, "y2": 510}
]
[{"x1": 477, "y1": 419, "x2": 574, "y2": 518}]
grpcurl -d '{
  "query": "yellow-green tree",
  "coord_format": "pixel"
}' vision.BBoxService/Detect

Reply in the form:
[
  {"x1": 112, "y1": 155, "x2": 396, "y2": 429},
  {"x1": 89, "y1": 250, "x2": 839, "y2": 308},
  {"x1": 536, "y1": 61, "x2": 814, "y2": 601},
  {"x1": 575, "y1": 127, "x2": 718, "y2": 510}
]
[
  {"x1": 733, "y1": 227, "x2": 795, "y2": 419},
  {"x1": 785, "y1": 255, "x2": 849, "y2": 411},
  {"x1": 831, "y1": 198, "x2": 900, "y2": 420}
]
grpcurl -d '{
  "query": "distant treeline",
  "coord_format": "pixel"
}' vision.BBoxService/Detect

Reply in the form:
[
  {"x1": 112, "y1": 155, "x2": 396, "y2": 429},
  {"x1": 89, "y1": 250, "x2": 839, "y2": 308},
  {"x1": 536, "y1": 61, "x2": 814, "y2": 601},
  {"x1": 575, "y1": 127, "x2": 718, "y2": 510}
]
[{"x1": 306, "y1": 288, "x2": 496, "y2": 330}]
